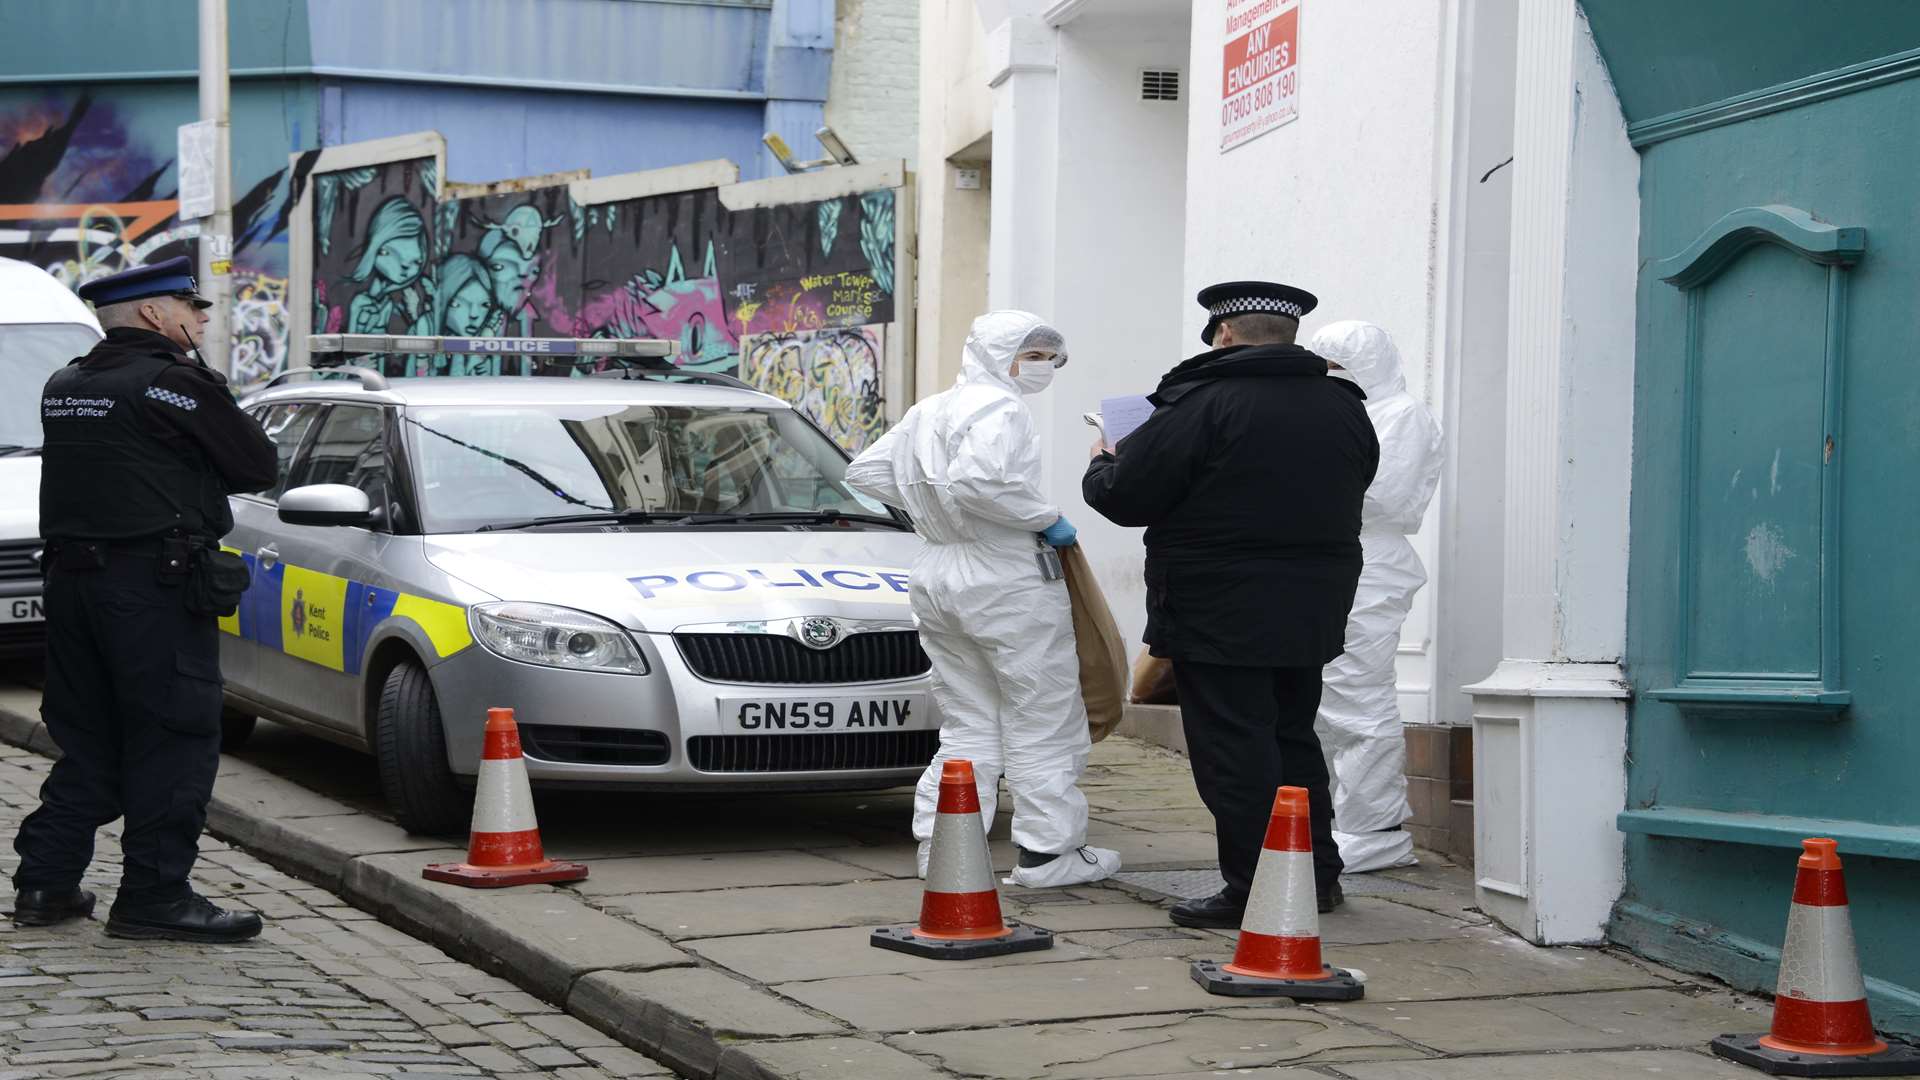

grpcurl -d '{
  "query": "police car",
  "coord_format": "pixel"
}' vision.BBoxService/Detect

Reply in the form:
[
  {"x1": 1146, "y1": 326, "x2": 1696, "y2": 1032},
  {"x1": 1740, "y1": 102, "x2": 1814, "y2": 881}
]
[
  {"x1": 0, "y1": 259, "x2": 103, "y2": 659},
  {"x1": 225, "y1": 335, "x2": 933, "y2": 833}
]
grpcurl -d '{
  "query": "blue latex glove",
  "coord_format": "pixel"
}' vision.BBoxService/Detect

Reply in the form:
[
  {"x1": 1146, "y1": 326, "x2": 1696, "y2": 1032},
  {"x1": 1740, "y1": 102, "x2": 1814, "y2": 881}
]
[{"x1": 1042, "y1": 515, "x2": 1078, "y2": 548}]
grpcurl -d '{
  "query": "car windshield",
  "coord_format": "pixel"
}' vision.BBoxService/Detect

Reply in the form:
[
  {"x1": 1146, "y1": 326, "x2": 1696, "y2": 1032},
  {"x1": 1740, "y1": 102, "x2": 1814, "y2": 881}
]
[
  {"x1": 403, "y1": 402, "x2": 893, "y2": 534},
  {"x1": 0, "y1": 324, "x2": 99, "y2": 450}
]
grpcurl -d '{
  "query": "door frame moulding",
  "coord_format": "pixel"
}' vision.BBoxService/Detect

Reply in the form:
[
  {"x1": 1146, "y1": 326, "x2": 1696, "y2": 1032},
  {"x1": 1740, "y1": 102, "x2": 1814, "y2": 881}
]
[{"x1": 1647, "y1": 205, "x2": 1865, "y2": 719}]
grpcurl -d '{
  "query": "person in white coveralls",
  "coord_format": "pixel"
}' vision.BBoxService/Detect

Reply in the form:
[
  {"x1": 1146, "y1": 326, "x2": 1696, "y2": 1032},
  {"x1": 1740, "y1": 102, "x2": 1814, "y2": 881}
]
[
  {"x1": 845, "y1": 310, "x2": 1121, "y2": 889},
  {"x1": 1308, "y1": 320, "x2": 1444, "y2": 873}
]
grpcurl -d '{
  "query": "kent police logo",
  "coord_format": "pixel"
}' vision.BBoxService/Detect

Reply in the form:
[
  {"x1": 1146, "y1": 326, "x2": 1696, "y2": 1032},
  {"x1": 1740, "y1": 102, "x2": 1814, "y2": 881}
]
[
  {"x1": 799, "y1": 616, "x2": 842, "y2": 650},
  {"x1": 290, "y1": 589, "x2": 307, "y2": 638}
]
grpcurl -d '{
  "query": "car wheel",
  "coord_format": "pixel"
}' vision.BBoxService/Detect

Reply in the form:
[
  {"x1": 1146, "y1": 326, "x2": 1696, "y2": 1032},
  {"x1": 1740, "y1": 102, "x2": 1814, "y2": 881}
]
[
  {"x1": 219, "y1": 709, "x2": 257, "y2": 752},
  {"x1": 374, "y1": 660, "x2": 472, "y2": 836}
]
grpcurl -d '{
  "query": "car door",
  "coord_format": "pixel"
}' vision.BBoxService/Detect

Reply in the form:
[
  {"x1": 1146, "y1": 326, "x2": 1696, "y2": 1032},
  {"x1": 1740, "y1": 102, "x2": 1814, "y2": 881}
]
[
  {"x1": 222, "y1": 400, "x2": 325, "y2": 706},
  {"x1": 254, "y1": 401, "x2": 404, "y2": 734}
]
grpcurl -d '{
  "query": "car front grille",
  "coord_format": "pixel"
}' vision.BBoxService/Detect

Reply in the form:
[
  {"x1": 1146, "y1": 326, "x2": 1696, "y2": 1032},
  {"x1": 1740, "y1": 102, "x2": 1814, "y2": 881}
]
[
  {"x1": 0, "y1": 540, "x2": 43, "y2": 583},
  {"x1": 518, "y1": 724, "x2": 671, "y2": 767},
  {"x1": 0, "y1": 622, "x2": 45, "y2": 657},
  {"x1": 687, "y1": 730, "x2": 938, "y2": 773},
  {"x1": 675, "y1": 631, "x2": 931, "y2": 685}
]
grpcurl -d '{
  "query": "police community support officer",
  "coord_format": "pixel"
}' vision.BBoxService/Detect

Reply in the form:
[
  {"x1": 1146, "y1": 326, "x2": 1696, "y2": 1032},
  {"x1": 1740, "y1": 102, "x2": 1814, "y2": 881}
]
[
  {"x1": 1082, "y1": 281, "x2": 1378, "y2": 930},
  {"x1": 11, "y1": 256, "x2": 276, "y2": 942}
]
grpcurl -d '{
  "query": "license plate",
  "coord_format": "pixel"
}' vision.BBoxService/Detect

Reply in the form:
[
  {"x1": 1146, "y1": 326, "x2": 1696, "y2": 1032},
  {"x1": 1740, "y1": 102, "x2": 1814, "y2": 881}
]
[
  {"x1": 723, "y1": 695, "x2": 928, "y2": 733},
  {"x1": 0, "y1": 597, "x2": 42, "y2": 625}
]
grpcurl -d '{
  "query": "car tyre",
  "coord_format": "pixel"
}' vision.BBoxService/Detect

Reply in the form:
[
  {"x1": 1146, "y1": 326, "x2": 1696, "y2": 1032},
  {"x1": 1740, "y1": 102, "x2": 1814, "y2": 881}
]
[
  {"x1": 219, "y1": 709, "x2": 256, "y2": 752},
  {"x1": 374, "y1": 660, "x2": 471, "y2": 836}
]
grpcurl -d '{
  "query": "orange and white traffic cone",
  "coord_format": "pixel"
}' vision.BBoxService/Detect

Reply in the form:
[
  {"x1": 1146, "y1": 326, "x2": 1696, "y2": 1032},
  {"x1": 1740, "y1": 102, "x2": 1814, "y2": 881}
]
[
  {"x1": 423, "y1": 708, "x2": 589, "y2": 888},
  {"x1": 1192, "y1": 786, "x2": 1363, "y2": 999},
  {"x1": 1711, "y1": 838, "x2": 1918, "y2": 1075},
  {"x1": 871, "y1": 759, "x2": 1052, "y2": 960}
]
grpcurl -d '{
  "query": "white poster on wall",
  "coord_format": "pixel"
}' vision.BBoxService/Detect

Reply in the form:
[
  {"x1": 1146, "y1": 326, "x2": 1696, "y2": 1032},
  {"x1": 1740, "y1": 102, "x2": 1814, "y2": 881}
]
[
  {"x1": 1220, "y1": 0, "x2": 1300, "y2": 152},
  {"x1": 177, "y1": 120, "x2": 217, "y2": 220}
]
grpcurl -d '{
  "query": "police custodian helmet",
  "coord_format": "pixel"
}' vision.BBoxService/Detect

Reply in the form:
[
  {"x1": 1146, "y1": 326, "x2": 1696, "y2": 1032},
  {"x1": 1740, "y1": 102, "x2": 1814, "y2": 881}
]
[
  {"x1": 75, "y1": 255, "x2": 212, "y2": 310},
  {"x1": 1197, "y1": 280, "x2": 1319, "y2": 346}
]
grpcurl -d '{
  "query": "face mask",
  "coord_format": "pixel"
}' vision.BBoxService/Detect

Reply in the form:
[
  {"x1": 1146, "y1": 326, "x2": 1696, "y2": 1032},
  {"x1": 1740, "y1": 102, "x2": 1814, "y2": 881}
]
[{"x1": 1014, "y1": 360, "x2": 1056, "y2": 394}]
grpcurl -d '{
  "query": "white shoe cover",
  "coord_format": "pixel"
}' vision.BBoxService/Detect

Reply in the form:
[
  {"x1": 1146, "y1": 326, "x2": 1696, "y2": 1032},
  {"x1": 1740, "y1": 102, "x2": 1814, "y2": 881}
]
[
  {"x1": 1004, "y1": 846, "x2": 1121, "y2": 889},
  {"x1": 1334, "y1": 827, "x2": 1418, "y2": 873}
]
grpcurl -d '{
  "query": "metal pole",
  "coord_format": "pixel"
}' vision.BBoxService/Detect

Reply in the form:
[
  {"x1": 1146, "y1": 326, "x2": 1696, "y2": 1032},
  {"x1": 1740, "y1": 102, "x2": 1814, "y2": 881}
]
[{"x1": 197, "y1": 0, "x2": 232, "y2": 377}]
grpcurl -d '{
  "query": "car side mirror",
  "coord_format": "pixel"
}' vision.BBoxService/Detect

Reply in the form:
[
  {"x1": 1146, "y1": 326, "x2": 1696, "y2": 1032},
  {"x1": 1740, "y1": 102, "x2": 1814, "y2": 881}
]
[{"x1": 279, "y1": 484, "x2": 374, "y2": 527}]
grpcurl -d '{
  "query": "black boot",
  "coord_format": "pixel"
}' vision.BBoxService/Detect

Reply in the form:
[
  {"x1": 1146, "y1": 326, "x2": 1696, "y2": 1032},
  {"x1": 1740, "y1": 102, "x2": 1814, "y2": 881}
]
[
  {"x1": 1169, "y1": 888, "x2": 1246, "y2": 929},
  {"x1": 105, "y1": 893, "x2": 262, "y2": 944},
  {"x1": 1318, "y1": 879, "x2": 1345, "y2": 914},
  {"x1": 11, "y1": 887, "x2": 96, "y2": 927}
]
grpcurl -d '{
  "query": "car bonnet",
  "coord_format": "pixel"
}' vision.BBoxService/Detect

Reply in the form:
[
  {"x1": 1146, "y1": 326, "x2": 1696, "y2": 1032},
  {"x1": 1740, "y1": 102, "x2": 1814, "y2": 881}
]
[{"x1": 423, "y1": 527, "x2": 926, "y2": 634}]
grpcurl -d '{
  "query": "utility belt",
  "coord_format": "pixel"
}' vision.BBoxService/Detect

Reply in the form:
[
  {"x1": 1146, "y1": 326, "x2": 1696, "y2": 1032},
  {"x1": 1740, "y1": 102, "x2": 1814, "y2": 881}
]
[{"x1": 46, "y1": 534, "x2": 251, "y2": 617}]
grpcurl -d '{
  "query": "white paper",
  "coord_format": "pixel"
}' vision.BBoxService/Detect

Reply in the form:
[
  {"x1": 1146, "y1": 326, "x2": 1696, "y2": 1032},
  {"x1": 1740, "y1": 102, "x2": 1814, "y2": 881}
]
[{"x1": 1100, "y1": 394, "x2": 1155, "y2": 445}]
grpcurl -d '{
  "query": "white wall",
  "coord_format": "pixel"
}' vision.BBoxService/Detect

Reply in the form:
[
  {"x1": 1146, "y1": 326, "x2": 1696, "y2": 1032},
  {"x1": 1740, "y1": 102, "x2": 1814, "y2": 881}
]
[
  {"x1": 1181, "y1": 0, "x2": 1448, "y2": 701},
  {"x1": 916, "y1": 0, "x2": 995, "y2": 394},
  {"x1": 1036, "y1": 10, "x2": 1192, "y2": 650},
  {"x1": 1434, "y1": 0, "x2": 1517, "y2": 726},
  {"x1": 827, "y1": 0, "x2": 923, "y2": 169}
]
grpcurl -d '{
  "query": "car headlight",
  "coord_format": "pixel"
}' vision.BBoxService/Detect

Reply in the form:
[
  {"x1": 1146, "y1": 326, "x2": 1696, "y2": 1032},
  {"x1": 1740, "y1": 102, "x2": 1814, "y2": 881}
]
[{"x1": 470, "y1": 602, "x2": 649, "y2": 675}]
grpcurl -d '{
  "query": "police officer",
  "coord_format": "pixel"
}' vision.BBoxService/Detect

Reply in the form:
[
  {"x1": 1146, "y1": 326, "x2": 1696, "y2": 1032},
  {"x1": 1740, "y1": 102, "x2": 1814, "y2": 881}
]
[
  {"x1": 1082, "y1": 281, "x2": 1378, "y2": 929},
  {"x1": 11, "y1": 256, "x2": 277, "y2": 942}
]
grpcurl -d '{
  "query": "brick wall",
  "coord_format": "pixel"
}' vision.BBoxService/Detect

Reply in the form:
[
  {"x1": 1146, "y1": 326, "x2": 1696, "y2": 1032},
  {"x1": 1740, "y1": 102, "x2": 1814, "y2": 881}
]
[
  {"x1": 825, "y1": 0, "x2": 920, "y2": 168},
  {"x1": 1405, "y1": 724, "x2": 1473, "y2": 862}
]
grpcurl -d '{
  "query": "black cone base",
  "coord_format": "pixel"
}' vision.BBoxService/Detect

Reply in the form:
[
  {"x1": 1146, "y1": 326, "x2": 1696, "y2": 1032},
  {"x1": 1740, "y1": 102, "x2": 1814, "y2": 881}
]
[
  {"x1": 1191, "y1": 960, "x2": 1365, "y2": 1000},
  {"x1": 1710, "y1": 1033, "x2": 1920, "y2": 1076},
  {"x1": 870, "y1": 920, "x2": 1054, "y2": 960}
]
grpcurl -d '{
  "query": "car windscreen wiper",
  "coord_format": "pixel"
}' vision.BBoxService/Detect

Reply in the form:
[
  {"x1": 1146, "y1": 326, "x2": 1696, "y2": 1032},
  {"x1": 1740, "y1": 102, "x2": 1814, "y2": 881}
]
[
  {"x1": 474, "y1": 509, "x2": 691, "y2": 532},
  {"x1": 0, "y1": 444, "x2": 41, "y2": 457},
  {"x1": 677, "y1": 510, "x2": 911, "y2": 530}
]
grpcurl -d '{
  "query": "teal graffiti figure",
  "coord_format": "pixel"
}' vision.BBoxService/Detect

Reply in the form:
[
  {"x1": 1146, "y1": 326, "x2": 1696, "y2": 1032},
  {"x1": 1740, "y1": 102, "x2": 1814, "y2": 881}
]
[
  {"x1": 347, "y1": 197, "x2": 431, "y2": 336},
  {"x1": 436, "y1": 253, "x2": 497, "y2": 337},
  {"x1": 480, "y1": 228, "x2": 539, "y2": 338}
]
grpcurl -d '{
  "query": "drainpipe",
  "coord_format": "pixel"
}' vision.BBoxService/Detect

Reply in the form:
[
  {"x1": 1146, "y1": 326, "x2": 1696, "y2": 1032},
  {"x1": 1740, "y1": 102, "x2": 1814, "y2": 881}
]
[{"x1": 197, "y1": 0, "x2": 232, "y2": 378}]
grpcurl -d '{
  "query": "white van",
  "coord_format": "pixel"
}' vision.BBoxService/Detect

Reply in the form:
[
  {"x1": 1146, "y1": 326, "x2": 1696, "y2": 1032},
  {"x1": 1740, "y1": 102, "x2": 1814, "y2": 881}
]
[{"x1": 0, "y1": 258, "x2": 102, "y2": 659}]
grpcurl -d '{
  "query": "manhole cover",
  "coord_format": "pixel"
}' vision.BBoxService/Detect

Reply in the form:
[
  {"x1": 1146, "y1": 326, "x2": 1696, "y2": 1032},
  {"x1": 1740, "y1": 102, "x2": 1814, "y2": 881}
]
[{"x1": 1115, "y1": 868, "x2": 1435, "y2": 900}]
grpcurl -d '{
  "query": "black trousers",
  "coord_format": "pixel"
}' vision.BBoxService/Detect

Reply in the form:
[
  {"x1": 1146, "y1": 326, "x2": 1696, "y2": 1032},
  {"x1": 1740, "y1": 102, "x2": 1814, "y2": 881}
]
[
  {"x1": 1174, "y1": 660, "x2": 1343, "y2": 900},
  {"x1": 13, "y1": 552, "x2": 223, "y2": 907}
]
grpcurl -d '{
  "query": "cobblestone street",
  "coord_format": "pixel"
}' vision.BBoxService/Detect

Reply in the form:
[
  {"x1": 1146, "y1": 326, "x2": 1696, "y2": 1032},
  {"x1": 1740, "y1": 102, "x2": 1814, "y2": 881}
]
[{"x1": 0, "y1": 744, "x2": 674, "y2": 1080}]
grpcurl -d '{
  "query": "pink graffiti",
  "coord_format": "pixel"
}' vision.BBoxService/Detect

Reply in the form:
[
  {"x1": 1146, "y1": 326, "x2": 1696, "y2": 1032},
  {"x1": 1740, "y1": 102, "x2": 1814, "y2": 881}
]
[{"x1": 534, "y1": 267, "x2": 739, "y2": 369}]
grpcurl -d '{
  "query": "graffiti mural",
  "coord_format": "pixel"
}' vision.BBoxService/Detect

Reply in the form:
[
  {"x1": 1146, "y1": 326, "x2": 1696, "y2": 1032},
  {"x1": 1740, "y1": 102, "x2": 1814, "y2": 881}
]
[
  {"x1": 305, "y1": 156, "x2": 903, "y2": 437},
  {"x1": 0, "y1": 92, "x2": 295, "y2": 384},
  {"x1": 740, "y1": 326, "x2": 886, "y2": 453}
]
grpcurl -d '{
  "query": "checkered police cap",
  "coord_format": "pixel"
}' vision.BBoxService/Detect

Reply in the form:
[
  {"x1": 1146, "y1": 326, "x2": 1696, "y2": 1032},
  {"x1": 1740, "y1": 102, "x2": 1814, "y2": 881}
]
[{"x1": 1196, "y1": 280, "x2": 1319, "y2": 346}]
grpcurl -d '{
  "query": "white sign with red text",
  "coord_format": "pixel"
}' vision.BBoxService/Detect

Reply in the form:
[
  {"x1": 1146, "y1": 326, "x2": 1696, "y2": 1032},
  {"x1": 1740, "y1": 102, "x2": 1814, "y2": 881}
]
[{"x1": 1220, "y1": 0, "x2": 1300, "y2": 152}]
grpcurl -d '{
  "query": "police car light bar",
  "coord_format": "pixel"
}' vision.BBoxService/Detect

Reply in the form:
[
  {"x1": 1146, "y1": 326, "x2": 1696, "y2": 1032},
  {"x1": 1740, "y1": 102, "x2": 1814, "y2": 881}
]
[{"x1": 306, "y1": 334, "x2": 676, "y2": 358}]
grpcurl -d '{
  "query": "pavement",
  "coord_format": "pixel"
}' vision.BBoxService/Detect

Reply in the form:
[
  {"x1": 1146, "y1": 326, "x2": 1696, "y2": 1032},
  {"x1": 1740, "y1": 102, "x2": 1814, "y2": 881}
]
[{"x1": 0, "y1": 673, "x2": 1811, "y2": 1080}]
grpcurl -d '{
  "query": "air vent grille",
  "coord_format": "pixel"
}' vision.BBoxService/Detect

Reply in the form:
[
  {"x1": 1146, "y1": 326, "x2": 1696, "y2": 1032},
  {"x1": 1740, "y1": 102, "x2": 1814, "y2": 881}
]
[{"x1": 1141, "y1": 69, "x2": 1181, "y2": 102}]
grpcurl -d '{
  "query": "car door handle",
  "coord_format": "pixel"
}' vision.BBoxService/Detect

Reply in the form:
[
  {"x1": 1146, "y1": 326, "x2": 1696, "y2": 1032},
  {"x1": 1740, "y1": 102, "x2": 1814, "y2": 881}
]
[{"x1": 255, "y1": 545, "x2": 279, "y2": 568}]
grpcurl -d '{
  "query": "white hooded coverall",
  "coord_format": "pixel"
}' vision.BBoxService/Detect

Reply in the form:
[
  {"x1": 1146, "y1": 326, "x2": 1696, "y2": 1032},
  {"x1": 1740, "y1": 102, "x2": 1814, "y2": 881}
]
[
  {"x1": 1309, "y1": 321, "x2": 1444, "y2": 873},
  {"x1": 844, "y1": 311, "x2": 1118, "y2": 887}
]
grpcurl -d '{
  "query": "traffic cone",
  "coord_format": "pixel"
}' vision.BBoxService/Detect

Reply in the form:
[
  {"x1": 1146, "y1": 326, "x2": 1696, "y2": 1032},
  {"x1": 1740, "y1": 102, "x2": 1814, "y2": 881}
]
[
  {"x1": 1191, "y1": 786, "x2": 1364, "y2": 1000},
  {"x1": 870, "y1": 759, "x2": 1053, "y2": 960},
  {"x1": 423, "y1": 708, "x2": 589, "y2": 888},
  {"x1": 1711, "y1": 838, "x2": 1920, "y2": 1075}
]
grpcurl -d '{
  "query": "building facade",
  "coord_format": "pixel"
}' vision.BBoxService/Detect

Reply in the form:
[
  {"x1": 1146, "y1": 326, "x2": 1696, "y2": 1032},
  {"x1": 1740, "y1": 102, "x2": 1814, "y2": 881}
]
[
  {"x1": 919, "y1": 0, "x2": 1920, "y2": 1037},
  {"x1": 0, "y1": 0, "x2": 916, "y2": 386}
]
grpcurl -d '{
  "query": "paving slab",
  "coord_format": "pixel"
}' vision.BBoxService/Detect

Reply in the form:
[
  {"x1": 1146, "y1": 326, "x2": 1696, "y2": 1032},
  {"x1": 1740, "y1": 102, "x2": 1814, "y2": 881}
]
[
  {"x1": 1093, "y1": 831, "x2": 1224, "y2": 868},
  {"x1": 777, "y1": 957, "x2": 1232, "y2": 1033},
  {"x1": 340, "y1": 854, "x2": 691, "y2": 1000},
  {"x1": 1316, "y1": 897, "x2": 1484, "y2": 945},
  {"x1": 226, "y1": 813, "x2": 452, "y2": 893},
  {"x1": 1090, "y1": 807, "x2": 1220, "y2": 831},
  {"x1": 1334, "y1": 987, "x2": 1769, "y2": 1055},
  {"x1": 1328, "y1": 935, "x2": 1677, "y2": 1002},
  {"x1": 890, "y1": 1006, "x2": 1429, "y2": 1079},
  {"x1": 1082, "y1": 786, "x2": 1210, "y2": 813},
  {"x1": 601, "y1": 878, "x2": 929, "y2": 939},
  {"x1": 569, "y1": 850, "x2": 875, "y2": 896},
  {"x1": 538, "y1": 819, "x2": 861, "y2": 861},
  {"x1": 687, "y1": 925, "x2": 1107, "y2": 983},
  {"x1": 568, "y1": 968, "x2": 843, "y2": 1078},
  {"x1": 1331, "y1": 1048, "x2": 1768, "y2": 1079},
  {"x1": 1000, "y1": 896, "x2": 1179, "y2": 933},
  {"x1": 209, "y1": 760, "x2": 360, "y2": 822},
  {"x1": 715, "y1": 1037, "x2": 948, "y2": 1080}
]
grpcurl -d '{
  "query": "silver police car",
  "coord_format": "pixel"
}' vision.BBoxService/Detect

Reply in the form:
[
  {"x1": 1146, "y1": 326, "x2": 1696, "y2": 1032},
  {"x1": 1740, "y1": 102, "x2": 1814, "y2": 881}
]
[{"x1": 223, "y1": 352, "x2": 933, "y2": 833}]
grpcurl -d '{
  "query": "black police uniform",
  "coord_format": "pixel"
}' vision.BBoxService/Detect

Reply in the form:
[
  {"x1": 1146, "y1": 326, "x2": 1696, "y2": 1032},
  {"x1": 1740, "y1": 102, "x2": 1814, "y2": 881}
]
[
  {"x1": 12, "y1": 259, "x2": 276, "y2": 937},
  {"x1": 1082, "y1": 282, "x2": 1378, "y2": 927}
]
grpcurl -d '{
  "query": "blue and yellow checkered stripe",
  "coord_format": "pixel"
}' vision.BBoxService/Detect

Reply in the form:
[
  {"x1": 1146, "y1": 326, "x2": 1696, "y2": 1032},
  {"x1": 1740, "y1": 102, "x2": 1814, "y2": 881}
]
[{"x1": 220, "y1": 547, "x2": 472, "y2": 673}]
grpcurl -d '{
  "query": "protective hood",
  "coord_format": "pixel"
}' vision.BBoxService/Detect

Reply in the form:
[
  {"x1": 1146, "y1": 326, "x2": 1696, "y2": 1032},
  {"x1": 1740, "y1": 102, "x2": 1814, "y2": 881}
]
[
  {"x1": 959, "y1": 310, "x2": 1057, "y2": 394},
  {"x1": 1311, "y1": 321, "x2": 1406, "y2": 400}
]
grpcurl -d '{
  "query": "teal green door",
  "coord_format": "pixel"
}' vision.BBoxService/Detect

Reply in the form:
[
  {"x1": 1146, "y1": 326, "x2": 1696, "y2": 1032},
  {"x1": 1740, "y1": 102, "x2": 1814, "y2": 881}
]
[{"x1": 1610, "y1": 56, "x2": 1920, "y2": 1035}]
